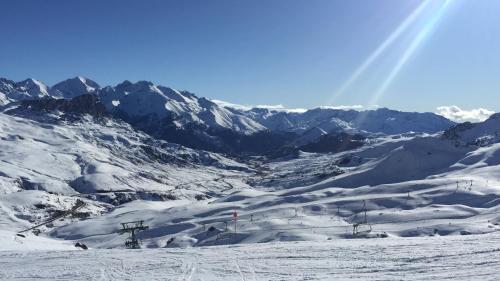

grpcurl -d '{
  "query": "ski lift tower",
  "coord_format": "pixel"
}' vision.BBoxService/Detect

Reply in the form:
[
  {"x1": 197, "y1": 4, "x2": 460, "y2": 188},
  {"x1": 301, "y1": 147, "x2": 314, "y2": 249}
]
[
  {"x1": 120, "y1": 221, "x2": 149, "y2": 249},
  {"x1": 352, "y1": 200, "x2": 372, "y2": 236}
]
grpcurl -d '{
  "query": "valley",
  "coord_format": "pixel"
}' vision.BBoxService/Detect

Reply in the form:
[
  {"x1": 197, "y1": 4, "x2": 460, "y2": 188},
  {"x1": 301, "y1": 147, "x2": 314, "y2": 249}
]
[{"x1": 0, "y1": 77, "x2": 499, "y2": 256}]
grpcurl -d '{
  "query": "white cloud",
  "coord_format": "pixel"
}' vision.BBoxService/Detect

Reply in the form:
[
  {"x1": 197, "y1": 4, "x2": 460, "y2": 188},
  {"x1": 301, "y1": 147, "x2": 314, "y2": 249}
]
[
  {"x1": 211, "y1": 99, "x2": 368, "y2": 113},
  {"x1": 254, "y1": 104, "x2": 307, "y2": 113},
  {"x1": 210, "y1": 99, "x2": 253, "y2": 111},
  {"x1": 211, "y1": 99, "x2": 307, "y2": 113},
  {"x1": 436, "y1": 106, "x2": 495, "y2": 123},
  {"x1": 318, "y1": 105, "x2": 367, "y2": 110}
]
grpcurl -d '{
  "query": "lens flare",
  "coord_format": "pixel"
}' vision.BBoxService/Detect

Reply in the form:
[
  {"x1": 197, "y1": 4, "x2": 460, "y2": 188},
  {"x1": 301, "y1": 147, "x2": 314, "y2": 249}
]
[
  {"x1": 328, "y1": 0, "x2": 432, "y2": 106},
  {"x1": 368, "y1": 0, "x2": 454, "y2": 107}
]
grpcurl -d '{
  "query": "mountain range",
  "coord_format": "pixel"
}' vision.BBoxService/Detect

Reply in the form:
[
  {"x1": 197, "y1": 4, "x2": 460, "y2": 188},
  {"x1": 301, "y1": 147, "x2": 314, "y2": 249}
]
[
  {"x1": 2, "y1": 75, "x2": 500, "y2": 250},
  {"x1": 1, "y1": 76, "x2": 455, "y2": 155}
]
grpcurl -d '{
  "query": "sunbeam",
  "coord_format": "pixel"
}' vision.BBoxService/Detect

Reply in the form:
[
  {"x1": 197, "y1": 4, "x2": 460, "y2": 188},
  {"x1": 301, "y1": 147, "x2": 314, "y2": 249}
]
[
  {"x1": 328, "y1": 0, "x2": 432, "y2": 106},
  {"x1": 368, "y1": 0, "x2": 454, "y2": 107}
]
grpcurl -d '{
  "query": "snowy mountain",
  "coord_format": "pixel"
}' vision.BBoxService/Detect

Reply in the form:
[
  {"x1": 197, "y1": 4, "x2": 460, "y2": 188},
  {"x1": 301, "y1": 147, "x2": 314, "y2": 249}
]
[
  {"x1": 97, "y1": 80, "x2": 274, "y2": 153},
  {"x1": 0, "y1": 78, "x2": 50, "y2": 105},
  {"x1": 223, "y1": 105, "x2": 455, "y2": 135},
  {"x1": 443, "y1": 113, "x2": 500, "y2": 146},
  {"x1": 2, "y1": 75, "x2": 500, "y2": 253},
  {"x1": 291, "y1": 127, "x2": 328, "y2": 146},
  {"x1": 0, "y1": 76, "x2": 98, "y2": 105},
  {"x1": 1, "y1": 76, "x2": 457, "y2": 155},
  {"x1": 49, "y1": 76, "x2": 100, "y2": 99},
  {"x1": 99, "y1": 80, "x2": 264, "y2": 134}
]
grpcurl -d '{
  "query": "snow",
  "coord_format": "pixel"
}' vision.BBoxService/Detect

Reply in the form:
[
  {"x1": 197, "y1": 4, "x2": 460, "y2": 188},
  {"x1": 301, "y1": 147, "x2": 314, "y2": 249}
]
[
  {"x1": 1, "y1": 76, "x2": 500, "y2": 279},
  {"x1": 49, "y1": 77, "x2": 100, "y2": 99},
  {"x1": 0, "y1": 112, "x2": 251, "y2": 204},
  {"x1": 1, "y1": 233, "x2": 500, "y2": 280},
  {"x1": 98, "y1": 81, "x2": 265, "y2": 134},
  {"x1": 212, "y1": 99, "x2": 308, "y2": 113},
  {"x1": 99, "y1": 81, "x2": 265, "y2": 134},
  {"x1": 445, "y1": 113, "x2": 500, "y2": 146},
  {"x1": 0, "y1": 78, "x2": 51, "y2": 103},
  {"x1": 1, "y1": 77, "x2": 454, "y2": 136},
  {"x1": 0, "y1": 230, "x2": 74, "y2": 251},
  {"x1": 224, "y1": 106, "x2": 454, "y2": 135},
  {"x1": 2, "y1": 109, "x2": 500, "y2": 252}
]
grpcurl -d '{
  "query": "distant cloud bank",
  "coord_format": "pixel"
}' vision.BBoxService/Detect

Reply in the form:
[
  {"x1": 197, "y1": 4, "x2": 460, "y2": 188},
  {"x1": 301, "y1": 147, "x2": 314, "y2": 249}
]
[
  {"x1": 317, "y1": 105, "x2": 365, "y2": 110},
  {"x1": 436, "y1": 105, "x2": 494, "y2": 123},
  {"x1": 211, "y1": 99, "x2": 307, "y2": 112},
  {"x1": 211, "y1": 99, "x2": 366, "y2": 113}
]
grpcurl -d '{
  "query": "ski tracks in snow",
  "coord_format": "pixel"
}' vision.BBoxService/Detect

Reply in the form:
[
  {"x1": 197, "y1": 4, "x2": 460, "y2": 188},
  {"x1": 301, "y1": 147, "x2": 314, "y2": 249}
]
[
  {"x1": 2, "y1": 234, "x2": 500, "y2": 280},
  {"x1": 179, "y1": 253, "x2": 199, "y2": 281},
  {"x1": 95, "y1": 259, "x2": 132, "y2": 281}
]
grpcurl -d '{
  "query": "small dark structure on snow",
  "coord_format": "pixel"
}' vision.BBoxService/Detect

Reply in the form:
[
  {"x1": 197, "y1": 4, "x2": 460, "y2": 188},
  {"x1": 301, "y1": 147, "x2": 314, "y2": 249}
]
[
  {"x1": 75, "y1": 242, "x2": 88, "y2": 250},
  {"x1": 120, "y1": 220, "x2": 149, "y2": 249}
]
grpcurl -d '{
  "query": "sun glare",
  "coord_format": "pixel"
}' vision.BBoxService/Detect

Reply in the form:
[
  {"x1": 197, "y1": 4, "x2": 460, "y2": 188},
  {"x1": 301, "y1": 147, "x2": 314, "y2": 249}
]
[
  {"x1": 328, "y1": 0, "x2": 454, "y2": 109},
  {"x1": 368, "y1": 0, "x2": 454, "y2": 107}
]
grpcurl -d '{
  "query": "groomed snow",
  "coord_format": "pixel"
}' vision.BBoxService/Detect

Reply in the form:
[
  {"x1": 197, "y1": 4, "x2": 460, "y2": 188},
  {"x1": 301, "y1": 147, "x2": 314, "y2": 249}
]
[{"x1": 1, "y1": 233, "x2": 499, "y2": 280}]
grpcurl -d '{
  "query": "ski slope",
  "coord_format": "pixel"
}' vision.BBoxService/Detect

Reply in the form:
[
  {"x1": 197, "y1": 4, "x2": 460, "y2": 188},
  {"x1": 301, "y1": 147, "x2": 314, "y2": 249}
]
[
  {"x1": 35, "y1": 130, "x2": 500, "y2": 249},
  {"x1": 0, "y1": 96, "x2": 500, "y2": 280},
  {"x1": 1, "y1": 233, "x2": 500, "y2": 280},
  {"x1": 1, "y1": 112, "x2": 500, "y2": 250}
]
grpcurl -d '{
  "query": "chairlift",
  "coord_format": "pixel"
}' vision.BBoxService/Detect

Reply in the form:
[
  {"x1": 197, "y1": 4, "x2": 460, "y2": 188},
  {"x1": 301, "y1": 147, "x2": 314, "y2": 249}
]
[{"x1": 353, "y1": 222, "x2": 372, "y2": 236}]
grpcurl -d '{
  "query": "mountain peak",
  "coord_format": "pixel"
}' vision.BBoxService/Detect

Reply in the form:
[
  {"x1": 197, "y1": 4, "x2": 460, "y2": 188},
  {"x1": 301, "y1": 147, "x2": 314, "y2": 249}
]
[
  {"x1": 18, "y1": 78, "x2": 50, "y2": 96},
  {"x1": 0, "y1": 78, "x2": 50, "y2": 103},
  {"x1": 50, "y1": 76, "x2": 100, "y2": 99},
  {"x1": 76, "y1": 76, "x2": 92, "y2": 85}
]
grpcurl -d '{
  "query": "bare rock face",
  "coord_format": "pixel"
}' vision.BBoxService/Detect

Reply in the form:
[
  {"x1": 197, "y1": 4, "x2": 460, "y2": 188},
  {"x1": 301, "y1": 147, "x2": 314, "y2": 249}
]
[{"x1": 15, "y1": 94, "x2": 108, "y2": 117}]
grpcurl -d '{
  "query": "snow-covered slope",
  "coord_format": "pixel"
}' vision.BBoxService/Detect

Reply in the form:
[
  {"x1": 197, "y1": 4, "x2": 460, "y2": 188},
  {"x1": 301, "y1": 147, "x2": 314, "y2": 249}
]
[
  {"x1": 291, "y1": 127, "x2": 327, "y2": 146},
  {"x1": 0, "y1": 106, "x2": 260, "y2": 244},
  {"x1": 0, "y1": 76, "x2": 98, "y2": 104},
  {"x1": 1, "y1": 76, "x2": 458, "y2": 156},
  {"x1": 49, "y1": 76, "x2": 100, "y2": 99},
  {"x1": 2, "y1": 122, "x2": 500, "y2": 251},
  {"x1": 2, "y1": 233, "x2": 500, "y2": 280},
  {"x1": 0, "y1": 109, "x2": 255, "y2": 240},
  {"x1": 304, "y1": 135, "x2": 472, "y2": 188},
  {"x1": 220, "y1": 104, "x2": 455, "y2": 135},
  {"x1": 1, "y1": 76, "x2": 455, "y2": 139},
  {"x1": 0, "y1": 78, "x2": 50, "y2": 105},
  {"x1": 0, "y1": 111, "x2": 249, "y2": 197},
  {"x1": 1, "y1": 75, "x2": 499, "y2": 253},
  {"x1": 33, "y1": 128, "x2": 500, "y2": 250},
  {"x1": 99, "y1": 80, "x2": 264, "y2": 134},
  {"x1": 444, "y1": 113, "x2": 500, "y2": 146}
]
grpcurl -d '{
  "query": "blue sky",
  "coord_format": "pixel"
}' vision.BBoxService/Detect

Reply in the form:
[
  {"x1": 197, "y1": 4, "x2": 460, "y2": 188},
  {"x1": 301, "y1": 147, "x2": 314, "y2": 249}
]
[{"x1": 1, "y1": 0, "x2": 500, "y2": 115}]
